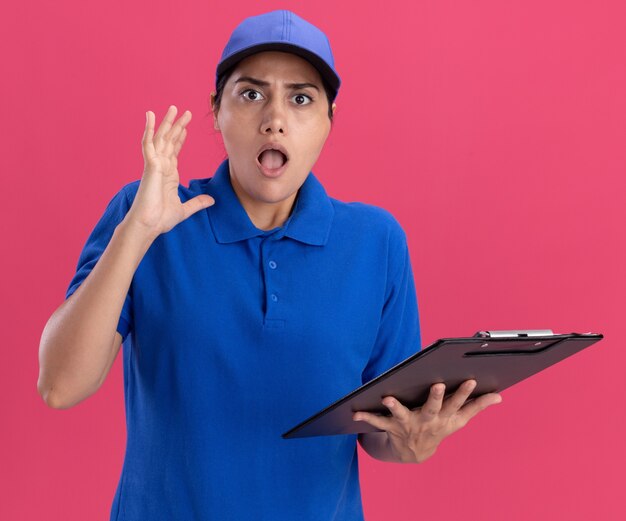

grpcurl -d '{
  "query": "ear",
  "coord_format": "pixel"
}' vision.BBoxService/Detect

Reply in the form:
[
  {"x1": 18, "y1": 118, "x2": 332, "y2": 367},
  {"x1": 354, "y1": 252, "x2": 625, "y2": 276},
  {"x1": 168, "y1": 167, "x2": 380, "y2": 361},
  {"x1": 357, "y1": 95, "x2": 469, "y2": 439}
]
[
  {"x1": 210, "y1": 91, "x2": 220, "y2": 131},
  {"x1": 331, "y1": 102, "x2": 337, "y2": 116}
]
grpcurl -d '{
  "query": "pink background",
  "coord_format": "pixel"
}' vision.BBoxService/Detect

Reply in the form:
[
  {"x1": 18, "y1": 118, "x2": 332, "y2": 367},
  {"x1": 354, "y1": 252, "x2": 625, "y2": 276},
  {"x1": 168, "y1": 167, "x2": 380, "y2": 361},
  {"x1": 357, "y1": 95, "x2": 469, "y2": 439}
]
[{"x1": 2, "y1": 0, "x2": 624, "y2": 519}]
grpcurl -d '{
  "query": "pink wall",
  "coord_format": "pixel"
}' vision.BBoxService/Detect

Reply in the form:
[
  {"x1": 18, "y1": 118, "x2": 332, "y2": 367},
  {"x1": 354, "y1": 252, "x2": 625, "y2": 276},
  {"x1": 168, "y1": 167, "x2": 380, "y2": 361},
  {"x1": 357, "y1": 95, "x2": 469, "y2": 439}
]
[{"x1": 2, "y1": 0, "x2": 624, "y2": 519}]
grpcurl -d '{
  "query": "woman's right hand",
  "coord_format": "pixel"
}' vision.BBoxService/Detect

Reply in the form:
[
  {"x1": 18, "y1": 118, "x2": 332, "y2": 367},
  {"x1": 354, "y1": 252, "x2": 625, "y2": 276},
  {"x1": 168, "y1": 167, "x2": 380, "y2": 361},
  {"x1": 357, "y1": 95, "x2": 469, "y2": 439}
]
[{"x1": 125, "y1": 105, "x2": 215, "y2": 238}]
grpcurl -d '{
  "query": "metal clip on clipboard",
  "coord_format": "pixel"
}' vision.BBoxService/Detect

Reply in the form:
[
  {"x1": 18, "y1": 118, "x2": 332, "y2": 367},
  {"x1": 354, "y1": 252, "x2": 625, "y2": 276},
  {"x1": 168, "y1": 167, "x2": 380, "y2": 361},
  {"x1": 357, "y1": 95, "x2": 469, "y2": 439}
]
[{"x1": 474, "y1": 329, "x2": 554, "y2": 338}]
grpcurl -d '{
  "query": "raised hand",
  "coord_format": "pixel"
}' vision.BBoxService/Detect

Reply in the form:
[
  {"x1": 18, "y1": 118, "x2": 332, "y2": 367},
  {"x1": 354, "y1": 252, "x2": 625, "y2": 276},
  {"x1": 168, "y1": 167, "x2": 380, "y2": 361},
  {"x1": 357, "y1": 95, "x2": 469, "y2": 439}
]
[{"x1": 125, "y1": 105, "x2": 215, "y2": 238}]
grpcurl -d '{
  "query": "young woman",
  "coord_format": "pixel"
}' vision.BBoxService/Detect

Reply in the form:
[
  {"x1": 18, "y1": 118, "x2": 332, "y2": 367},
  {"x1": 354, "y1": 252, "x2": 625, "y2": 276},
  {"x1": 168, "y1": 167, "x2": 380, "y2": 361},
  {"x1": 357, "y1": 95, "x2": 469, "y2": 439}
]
[{"x1": 39, "y1": 9, "x2": 501, "y2": 520}]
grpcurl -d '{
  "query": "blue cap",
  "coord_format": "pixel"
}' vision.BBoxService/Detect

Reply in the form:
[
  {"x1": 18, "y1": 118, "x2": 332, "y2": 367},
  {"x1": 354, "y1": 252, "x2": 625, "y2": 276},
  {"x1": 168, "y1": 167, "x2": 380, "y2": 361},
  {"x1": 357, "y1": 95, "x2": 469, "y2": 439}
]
[{"x1": 216, "y1": 10, "x2": 341, "y2": 101}]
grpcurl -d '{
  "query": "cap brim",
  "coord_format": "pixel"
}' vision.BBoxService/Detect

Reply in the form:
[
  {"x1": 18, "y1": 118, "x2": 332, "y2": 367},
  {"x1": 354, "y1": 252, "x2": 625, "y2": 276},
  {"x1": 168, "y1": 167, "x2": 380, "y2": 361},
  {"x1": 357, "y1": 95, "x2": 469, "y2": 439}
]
[{"x1": 216, "y1": 42, "x2": 340, "y2": 98}]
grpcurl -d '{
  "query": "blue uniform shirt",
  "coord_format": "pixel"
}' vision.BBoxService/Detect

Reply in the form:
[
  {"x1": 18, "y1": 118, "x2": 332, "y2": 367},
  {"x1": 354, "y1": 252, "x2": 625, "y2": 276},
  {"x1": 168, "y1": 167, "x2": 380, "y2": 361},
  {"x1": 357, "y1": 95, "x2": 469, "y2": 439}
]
[{"x1": 65, "y1": 158, "x2": 421, "y2": 521}]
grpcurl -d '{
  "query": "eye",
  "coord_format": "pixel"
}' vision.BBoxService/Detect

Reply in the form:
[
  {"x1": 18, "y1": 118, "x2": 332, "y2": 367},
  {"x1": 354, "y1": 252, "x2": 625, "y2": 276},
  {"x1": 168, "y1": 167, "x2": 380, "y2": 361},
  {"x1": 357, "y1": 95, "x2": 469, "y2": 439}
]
[
  {"x1": 241, "y1": 88, "x2": 264, "y2": 101},
  {"x1": 292, "y1": 93, "x2": 313, "y2": 105}
]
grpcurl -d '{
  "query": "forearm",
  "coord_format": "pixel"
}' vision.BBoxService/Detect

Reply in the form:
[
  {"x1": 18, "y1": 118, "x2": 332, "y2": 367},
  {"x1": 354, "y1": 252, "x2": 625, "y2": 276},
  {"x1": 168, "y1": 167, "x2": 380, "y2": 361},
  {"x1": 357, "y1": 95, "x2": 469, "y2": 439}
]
[{"x1": 38, "y1": 218, "x2": 156, "y2": 408}]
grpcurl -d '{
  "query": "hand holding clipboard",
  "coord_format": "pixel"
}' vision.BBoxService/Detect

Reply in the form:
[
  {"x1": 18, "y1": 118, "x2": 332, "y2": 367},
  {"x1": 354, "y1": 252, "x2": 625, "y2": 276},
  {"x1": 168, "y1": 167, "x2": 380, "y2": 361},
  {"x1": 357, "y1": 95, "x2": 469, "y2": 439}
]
[
  {"x1": 282, "y1": 330, "x2": 602, "y2": 463},
  {"x1": 354, "y1": 376, "x2": 502, "y2": 463}
]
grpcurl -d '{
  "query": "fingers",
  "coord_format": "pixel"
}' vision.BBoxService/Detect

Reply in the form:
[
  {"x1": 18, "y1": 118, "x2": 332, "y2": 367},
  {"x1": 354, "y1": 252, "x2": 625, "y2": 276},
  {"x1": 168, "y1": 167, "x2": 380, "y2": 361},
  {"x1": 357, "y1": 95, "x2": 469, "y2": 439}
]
[
  {"x1": 440, "y1": 379, "x2": 477, "y2": 417},
  {"x1": 160, "y1": 108, "x2": 191, "y2": 158},
  {"x1": 172, "y1": 128, "x2": 187, "y2": 158},
  {"x1": 353, "y1": 396, "x2": 412, "y2": 434},
  {"x1": 182, "y1": 195, "x2": 215, "y2": 220},
  {"x1": 353, "y1": 410, "x2": 395, "y2": 432},
  {"x1": 164, "y1": 109, "x2": 191, "y2": 148},
  {"x1": 381, "y1": 396, "x2": 412, "y2": 424},
  {"x1": 142, "y1": 111, "x2": 156, "y2": 161},
  {"x1": 154, "y1": 105, "x2": 178, "y2": 143},
  {"x1": 420, "y1": 383, "x2": 446, "y2": 421},
  {"x1": 457, "y1": 392, "x2": 502, "y2": 425},
  {"x1": 143, "y1": 106, "x2": 192, "y2": 160}
]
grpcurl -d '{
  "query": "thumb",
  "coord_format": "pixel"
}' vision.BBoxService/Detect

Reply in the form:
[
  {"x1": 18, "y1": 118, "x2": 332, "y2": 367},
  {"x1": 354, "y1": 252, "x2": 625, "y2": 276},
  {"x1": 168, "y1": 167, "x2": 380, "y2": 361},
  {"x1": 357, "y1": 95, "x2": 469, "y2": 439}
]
[{"x1": 181, "y1": 195, "x2": 215, "y2": 220}]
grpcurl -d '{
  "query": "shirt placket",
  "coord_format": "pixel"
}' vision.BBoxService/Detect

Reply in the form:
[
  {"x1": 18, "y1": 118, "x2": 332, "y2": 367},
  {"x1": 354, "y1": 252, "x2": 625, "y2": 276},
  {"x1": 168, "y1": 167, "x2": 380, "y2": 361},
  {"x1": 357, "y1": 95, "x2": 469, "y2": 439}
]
[{"x1": 260, "y1": 230, "x2": 286, "y2": 329}]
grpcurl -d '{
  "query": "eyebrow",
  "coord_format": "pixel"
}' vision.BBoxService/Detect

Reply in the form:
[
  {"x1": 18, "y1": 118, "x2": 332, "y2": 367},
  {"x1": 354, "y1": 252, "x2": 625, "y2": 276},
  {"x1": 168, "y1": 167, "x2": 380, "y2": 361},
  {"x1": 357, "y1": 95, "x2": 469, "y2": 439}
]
[{"x1": 233, "y1": 75, "x2": 320, "y2": 92}]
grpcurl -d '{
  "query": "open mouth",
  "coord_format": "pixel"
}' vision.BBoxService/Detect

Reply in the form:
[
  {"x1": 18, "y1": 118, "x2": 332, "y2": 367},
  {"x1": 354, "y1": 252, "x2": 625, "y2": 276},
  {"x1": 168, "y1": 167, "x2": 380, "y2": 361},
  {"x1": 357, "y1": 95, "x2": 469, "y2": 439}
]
[{"x1": 257, "y1": 149, "x2": 288, "y2": 170}]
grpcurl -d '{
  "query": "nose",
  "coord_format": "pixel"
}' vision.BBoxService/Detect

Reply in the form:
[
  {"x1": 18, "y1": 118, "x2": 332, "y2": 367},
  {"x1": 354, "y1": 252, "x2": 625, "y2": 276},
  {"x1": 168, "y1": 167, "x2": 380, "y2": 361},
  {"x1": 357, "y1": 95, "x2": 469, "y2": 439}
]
[{"x1": 260, "y1": 97, "x2": 286, "y2": 135}]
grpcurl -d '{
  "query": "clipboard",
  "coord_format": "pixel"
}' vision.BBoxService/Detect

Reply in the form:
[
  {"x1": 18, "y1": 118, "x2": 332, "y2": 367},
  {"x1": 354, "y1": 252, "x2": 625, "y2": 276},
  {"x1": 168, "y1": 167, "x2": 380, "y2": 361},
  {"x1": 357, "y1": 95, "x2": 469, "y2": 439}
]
[{"x1": 282, "y1": 330, "x2": 603, "y2": 439}]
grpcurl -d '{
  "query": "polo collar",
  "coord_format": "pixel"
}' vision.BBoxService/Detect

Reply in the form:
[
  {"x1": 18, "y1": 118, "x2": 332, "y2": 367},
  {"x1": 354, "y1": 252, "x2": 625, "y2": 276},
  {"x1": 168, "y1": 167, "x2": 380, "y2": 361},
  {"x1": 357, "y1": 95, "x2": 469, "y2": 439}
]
[{"x1": 206, "y1": 159, "x2": 334, "y2": 246}]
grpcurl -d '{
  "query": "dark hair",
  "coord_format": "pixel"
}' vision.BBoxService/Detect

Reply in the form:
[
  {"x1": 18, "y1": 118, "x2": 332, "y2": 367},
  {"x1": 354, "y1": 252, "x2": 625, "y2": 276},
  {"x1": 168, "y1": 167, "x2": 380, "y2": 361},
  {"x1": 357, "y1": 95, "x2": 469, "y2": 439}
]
[{"x1": 209, "y1": 62, "x2": 336, "y2": 123}]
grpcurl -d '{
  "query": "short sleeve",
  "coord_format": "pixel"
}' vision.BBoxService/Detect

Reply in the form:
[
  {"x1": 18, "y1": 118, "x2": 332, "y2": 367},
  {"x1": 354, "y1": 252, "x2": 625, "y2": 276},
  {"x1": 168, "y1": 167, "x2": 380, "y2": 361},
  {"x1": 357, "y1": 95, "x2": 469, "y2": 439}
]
[
  {"x1": 64, "y1": 186, "x2": 134, "y2": 343},
  {"x1": 361, "y1": 228, "x2": 421, "y2": 384}
]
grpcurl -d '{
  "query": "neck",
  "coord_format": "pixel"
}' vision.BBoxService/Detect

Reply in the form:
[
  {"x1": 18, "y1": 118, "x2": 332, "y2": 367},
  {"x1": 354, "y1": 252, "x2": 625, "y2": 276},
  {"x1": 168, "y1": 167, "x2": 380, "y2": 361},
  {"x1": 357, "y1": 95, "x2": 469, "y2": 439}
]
[{"x1": 229, "y1": 173, "x2": 298, "y2": 231}]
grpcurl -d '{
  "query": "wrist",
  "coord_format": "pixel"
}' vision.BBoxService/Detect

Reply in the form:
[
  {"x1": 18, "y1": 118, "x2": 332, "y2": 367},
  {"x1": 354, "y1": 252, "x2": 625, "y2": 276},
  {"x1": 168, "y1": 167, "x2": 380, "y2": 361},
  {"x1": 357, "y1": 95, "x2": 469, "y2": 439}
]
[{"x1": 116, "y1": 217, "x2": 159, "y2": 251}]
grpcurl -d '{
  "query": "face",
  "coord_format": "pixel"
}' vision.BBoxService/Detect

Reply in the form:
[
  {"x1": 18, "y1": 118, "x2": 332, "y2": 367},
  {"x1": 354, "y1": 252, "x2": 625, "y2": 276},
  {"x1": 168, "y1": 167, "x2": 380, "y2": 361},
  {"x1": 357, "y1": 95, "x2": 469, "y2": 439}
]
[{"x1": 211, "y1": 51, "x2": 336, "y2": 221}]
